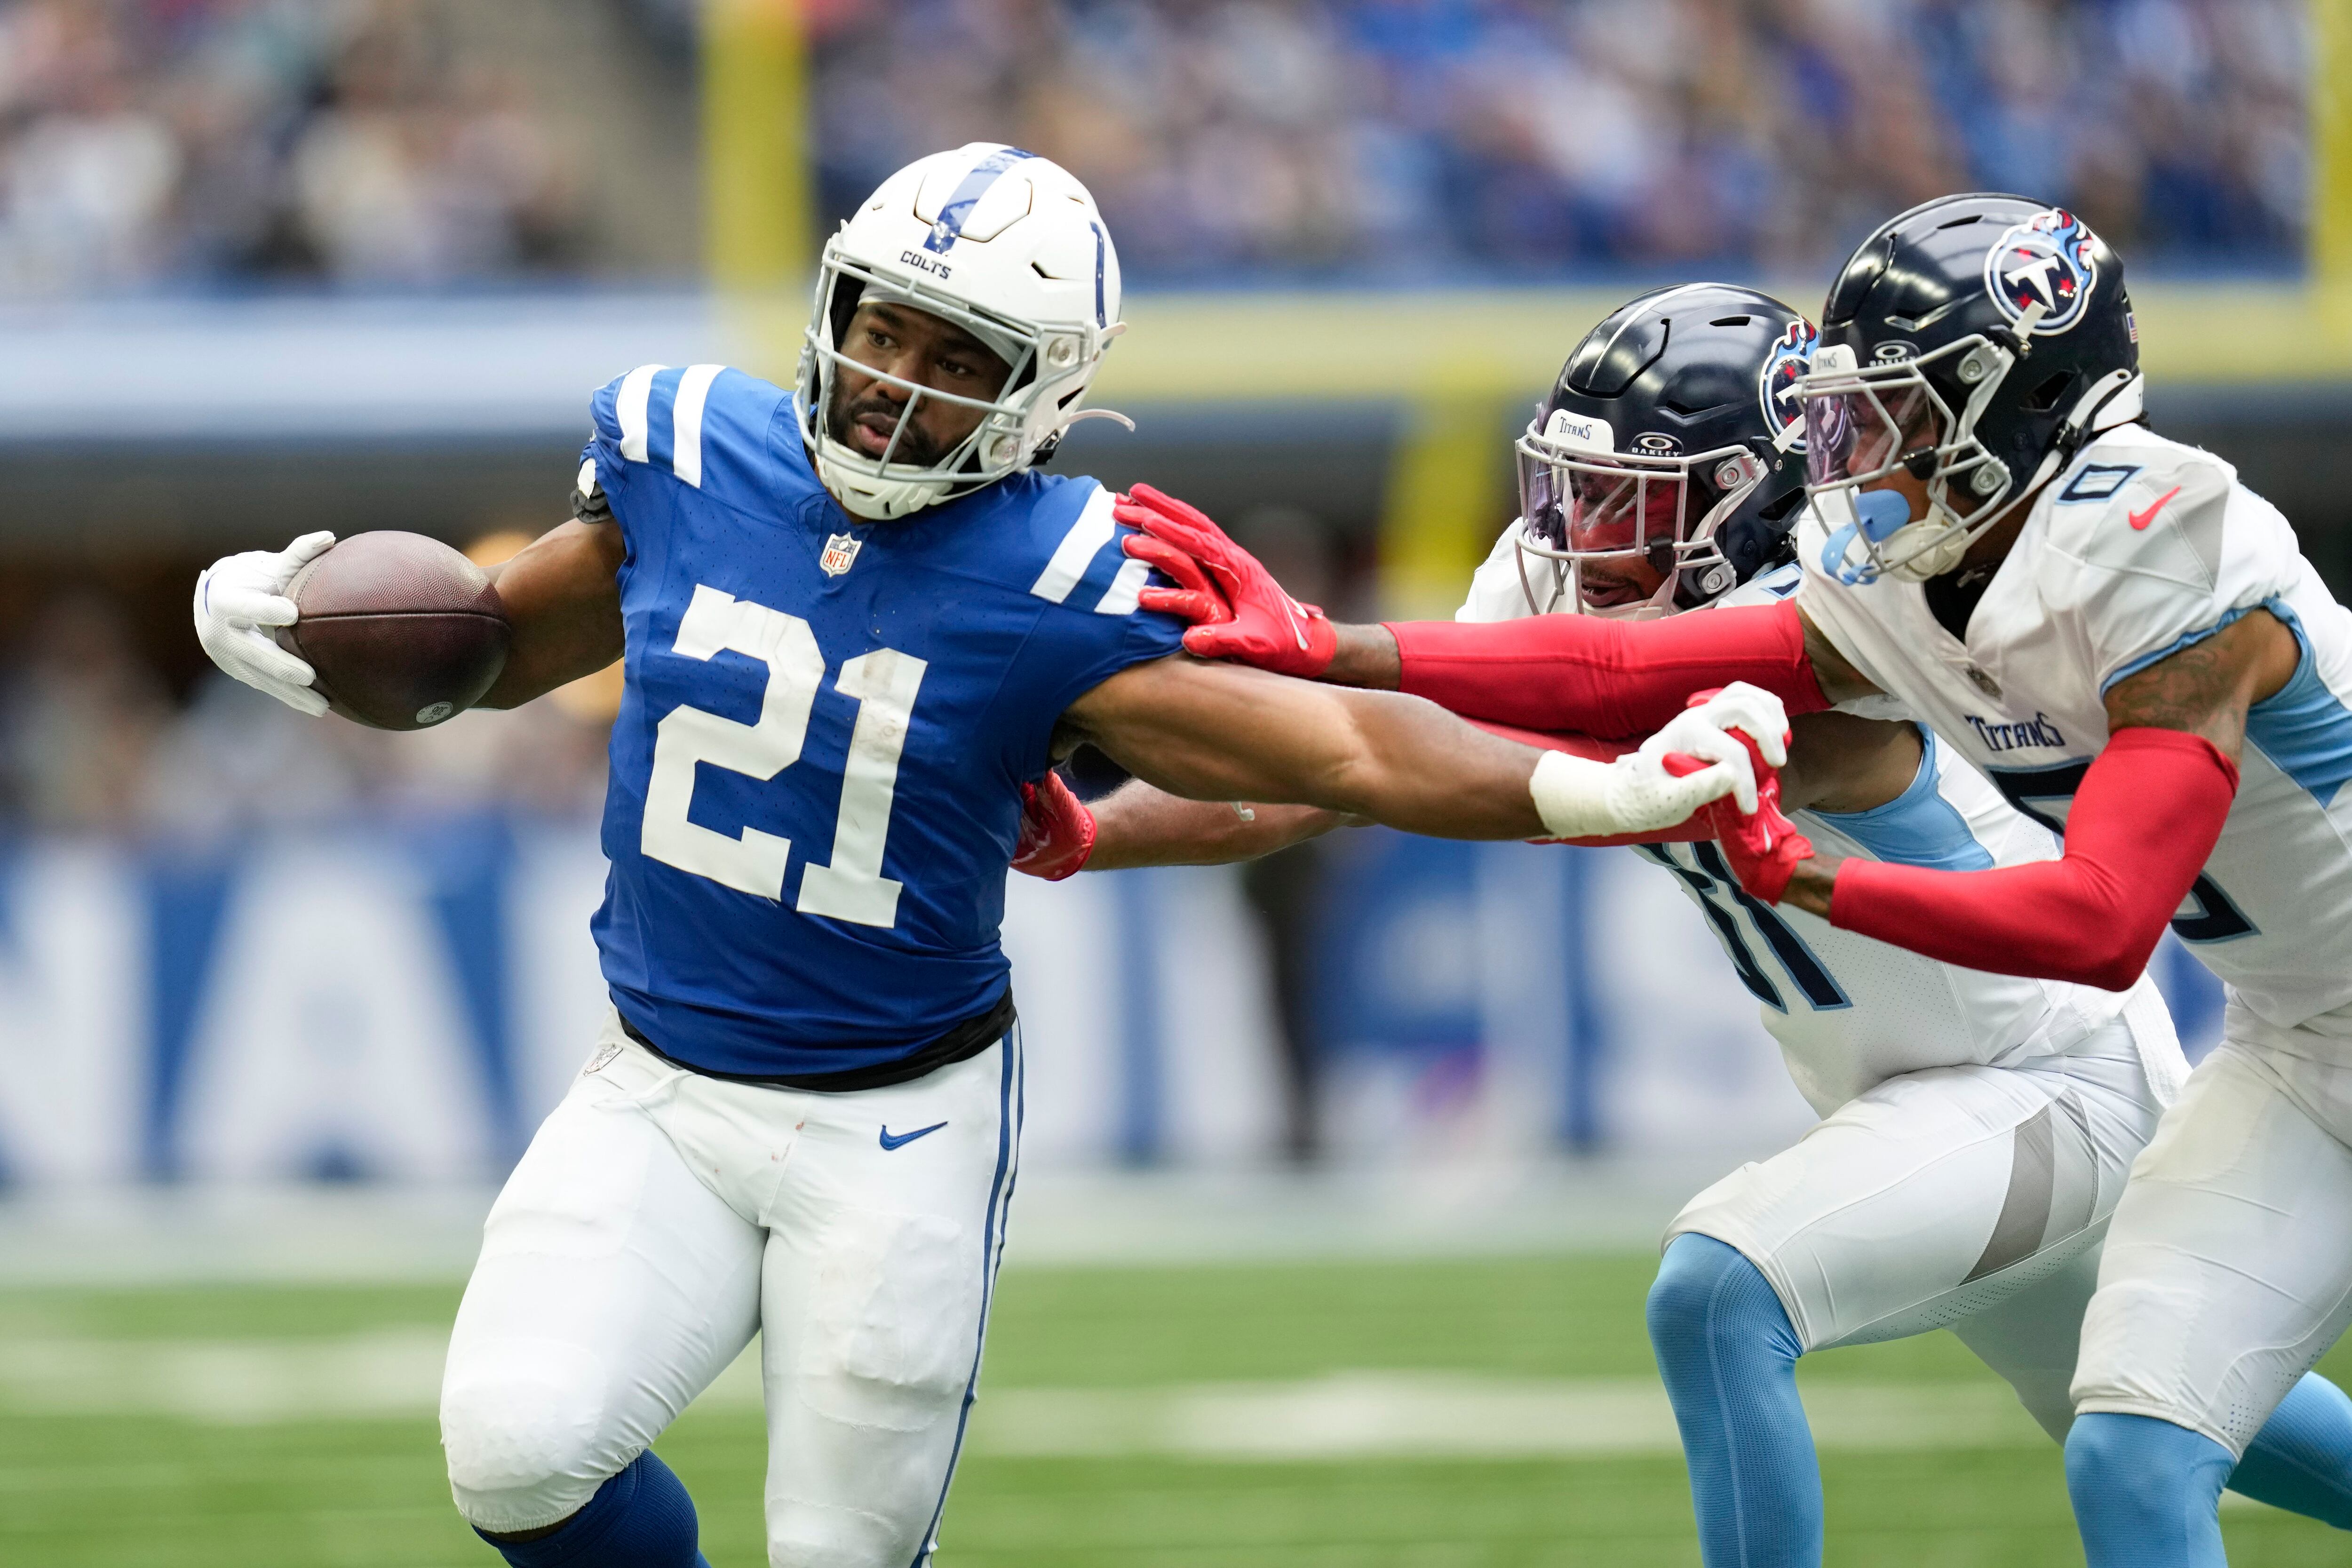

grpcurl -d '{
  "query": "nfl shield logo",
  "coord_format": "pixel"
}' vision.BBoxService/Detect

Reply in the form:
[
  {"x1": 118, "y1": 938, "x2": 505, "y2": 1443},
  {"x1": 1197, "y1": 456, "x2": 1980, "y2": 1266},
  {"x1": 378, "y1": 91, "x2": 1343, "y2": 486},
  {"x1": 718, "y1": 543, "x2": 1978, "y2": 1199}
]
[{"x1": 820, "y1": 533, "x2": 862, "y2": 577}]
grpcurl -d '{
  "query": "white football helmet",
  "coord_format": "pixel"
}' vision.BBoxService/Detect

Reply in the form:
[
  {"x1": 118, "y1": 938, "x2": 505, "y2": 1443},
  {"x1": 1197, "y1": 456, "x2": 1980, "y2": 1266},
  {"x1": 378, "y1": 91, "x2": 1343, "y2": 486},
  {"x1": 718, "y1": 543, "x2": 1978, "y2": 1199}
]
[{"x1": 798, "y1": 143, "x2": 1128, "y2": 520}]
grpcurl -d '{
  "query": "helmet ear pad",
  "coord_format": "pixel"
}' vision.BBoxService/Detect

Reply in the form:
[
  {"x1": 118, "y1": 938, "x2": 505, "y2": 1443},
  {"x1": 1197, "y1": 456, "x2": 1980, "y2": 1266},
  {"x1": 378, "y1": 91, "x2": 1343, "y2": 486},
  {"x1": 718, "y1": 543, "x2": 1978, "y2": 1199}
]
[{"x1": 1666, "y1": 443, "x2": 1806, "y2": 610}]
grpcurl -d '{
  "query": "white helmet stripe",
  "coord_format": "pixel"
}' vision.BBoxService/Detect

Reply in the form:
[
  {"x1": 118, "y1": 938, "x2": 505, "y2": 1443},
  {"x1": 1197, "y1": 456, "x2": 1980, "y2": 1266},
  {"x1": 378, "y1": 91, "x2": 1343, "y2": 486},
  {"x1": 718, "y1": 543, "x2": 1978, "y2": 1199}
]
[{"x1": 922, "y1": 146, "x2": 1037, "y2": 255}]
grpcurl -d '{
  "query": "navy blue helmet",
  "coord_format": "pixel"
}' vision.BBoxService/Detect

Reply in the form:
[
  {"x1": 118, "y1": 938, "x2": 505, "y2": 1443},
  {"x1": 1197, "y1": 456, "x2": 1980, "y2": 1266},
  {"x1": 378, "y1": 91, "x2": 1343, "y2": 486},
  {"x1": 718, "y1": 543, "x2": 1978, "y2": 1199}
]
[
  {"x1": 1517, "y1": 282, "x2": 1818, "y2": 617},
  {"x1": 1801, "y1": 193, "x2": 2144, "y2": 584}
]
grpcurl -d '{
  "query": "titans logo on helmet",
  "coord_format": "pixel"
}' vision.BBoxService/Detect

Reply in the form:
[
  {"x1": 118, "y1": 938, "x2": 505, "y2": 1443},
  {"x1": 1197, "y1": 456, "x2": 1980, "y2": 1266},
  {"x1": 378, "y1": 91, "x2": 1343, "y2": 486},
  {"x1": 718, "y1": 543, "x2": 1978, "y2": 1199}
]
[
  {"x1": 1756, "y1": 318, "x2": 1818, "y2": 446},
  {"x1": 1983, "y1": 208, "x2": 2099, "y2": 335}
]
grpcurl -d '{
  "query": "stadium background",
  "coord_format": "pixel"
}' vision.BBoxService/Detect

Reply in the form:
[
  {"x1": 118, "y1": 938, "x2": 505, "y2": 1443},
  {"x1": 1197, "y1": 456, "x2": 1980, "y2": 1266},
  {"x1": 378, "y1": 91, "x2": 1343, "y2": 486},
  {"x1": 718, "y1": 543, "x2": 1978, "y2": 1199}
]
[{"x1": 0, "y1": 0, "x2": 2339, "y2": 1562}]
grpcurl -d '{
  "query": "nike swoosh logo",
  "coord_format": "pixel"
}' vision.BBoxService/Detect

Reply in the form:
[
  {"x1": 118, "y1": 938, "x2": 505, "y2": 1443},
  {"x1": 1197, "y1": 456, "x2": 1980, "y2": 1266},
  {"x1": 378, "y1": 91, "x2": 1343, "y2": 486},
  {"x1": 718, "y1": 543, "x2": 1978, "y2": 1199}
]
[
  {"x1": 1278, "y1": 595, "x2": 1309, "y2": 652},
  {"x1": 879, "y1": 1121, "x2": 948, "y2": 1152},
  {"x1": 2129, "y1": 486, "x2": 2183, "y2": 531}
]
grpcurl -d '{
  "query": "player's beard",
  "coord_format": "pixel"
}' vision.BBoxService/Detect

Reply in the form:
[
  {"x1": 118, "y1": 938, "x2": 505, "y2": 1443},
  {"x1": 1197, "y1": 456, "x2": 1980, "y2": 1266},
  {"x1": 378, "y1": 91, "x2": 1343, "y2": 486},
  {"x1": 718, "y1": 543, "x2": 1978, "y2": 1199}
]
[{"x1": 829, "y1": 386, "x2": 947, "y2": 469}]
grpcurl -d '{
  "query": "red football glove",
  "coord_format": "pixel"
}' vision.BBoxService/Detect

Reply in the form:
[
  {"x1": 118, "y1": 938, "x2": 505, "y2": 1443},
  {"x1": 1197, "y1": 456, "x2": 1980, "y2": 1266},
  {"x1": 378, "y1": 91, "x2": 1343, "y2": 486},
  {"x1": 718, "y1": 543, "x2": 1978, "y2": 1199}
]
[
  {"x1": 1012, "y1": 772, "x2": 1097, "y2": 881},
  {"x1": 1662, "y1": 730, "x2": 1812, "y2": 904},
  {"x1": 1114, "y1": 482, "x2": 1337, "y2": 677},
  {"x1": 1124, "y1": 531, "x2": 1233, "y2": 629}
]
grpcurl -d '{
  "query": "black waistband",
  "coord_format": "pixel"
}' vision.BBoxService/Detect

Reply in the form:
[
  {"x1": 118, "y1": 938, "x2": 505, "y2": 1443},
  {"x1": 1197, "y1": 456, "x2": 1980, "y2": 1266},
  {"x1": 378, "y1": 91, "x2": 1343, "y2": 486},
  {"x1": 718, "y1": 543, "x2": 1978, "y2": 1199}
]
[{"x1": 619, "y1": 988, "x2": 1016, "y2": 1092}]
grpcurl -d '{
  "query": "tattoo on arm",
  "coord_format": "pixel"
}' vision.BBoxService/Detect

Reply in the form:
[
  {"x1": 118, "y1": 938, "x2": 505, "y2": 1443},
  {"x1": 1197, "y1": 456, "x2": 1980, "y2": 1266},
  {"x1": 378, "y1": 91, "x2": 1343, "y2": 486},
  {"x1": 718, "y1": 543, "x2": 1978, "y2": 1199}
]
[{"x1": 2101, "y1": 608, "x2": 2298, "y2": 763}]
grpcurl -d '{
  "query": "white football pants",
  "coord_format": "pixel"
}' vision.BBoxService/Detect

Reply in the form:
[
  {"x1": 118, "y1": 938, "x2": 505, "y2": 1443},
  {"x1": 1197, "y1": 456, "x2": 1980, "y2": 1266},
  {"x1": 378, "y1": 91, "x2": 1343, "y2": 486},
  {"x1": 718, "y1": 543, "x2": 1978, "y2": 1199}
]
[
  {"x1": 1668, "y1": 996, "x2": 2177, "y2": 1437},
  {"x1": 2074, "y1": 1010, "x2": 2352, "y2": 1455},
  {"x1": 439, "y1": 1009, "x2": 1022, "y2": 1567}
]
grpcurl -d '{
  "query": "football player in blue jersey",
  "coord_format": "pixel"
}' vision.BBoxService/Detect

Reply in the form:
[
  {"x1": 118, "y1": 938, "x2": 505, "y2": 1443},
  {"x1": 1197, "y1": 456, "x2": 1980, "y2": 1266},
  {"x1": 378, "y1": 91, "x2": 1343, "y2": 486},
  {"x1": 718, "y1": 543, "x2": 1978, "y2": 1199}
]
[
  {"x1": 1023, "y1": 282, "x2": 2352, "y2": 1566},
  {"x1": 188, "y1": 145, "x2": 1783, "y2": 1568}
]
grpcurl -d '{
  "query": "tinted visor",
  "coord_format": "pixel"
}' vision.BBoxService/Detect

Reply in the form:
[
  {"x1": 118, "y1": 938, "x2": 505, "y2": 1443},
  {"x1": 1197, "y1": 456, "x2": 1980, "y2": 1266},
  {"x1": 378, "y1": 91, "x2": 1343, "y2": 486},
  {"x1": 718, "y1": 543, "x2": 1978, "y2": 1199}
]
[
  {"x1": 1803, "y1": 377, "x2": 1939, "y2": 489},
  {"x1": 1518, "y1": 446, "x2": 1685, "y2": 559}
]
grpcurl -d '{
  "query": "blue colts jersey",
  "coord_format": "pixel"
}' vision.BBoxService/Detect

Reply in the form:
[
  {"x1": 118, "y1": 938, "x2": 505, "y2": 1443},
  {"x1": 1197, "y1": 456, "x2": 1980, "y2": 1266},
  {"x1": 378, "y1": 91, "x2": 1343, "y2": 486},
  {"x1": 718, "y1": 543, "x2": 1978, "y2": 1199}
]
[{"x1": 579, "y1": 364, "x2": 1184, "y2": 1080}]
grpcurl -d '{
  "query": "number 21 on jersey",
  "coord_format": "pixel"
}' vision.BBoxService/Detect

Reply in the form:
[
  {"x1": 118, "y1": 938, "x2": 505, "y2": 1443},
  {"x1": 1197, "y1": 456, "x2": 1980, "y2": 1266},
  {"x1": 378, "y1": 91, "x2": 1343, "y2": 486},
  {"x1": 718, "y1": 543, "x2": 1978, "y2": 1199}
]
[{"x1": 641, "y1": 583, "x2": 923, "y2": 929}]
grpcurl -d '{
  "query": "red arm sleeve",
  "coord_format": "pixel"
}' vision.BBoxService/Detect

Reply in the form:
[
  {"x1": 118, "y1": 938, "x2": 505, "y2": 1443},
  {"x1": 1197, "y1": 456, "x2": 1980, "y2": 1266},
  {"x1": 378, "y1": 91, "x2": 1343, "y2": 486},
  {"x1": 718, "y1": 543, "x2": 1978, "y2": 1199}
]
[
  {"x1": 1828, "y1": 727, "x2": 2239, "y2": 991},
  {"x1": 1469, "y1": 719, "x2": 1711, "y2": 845},
  {"x1": 1387, "y1": 599, "x2": 1832, "y2": 738}
]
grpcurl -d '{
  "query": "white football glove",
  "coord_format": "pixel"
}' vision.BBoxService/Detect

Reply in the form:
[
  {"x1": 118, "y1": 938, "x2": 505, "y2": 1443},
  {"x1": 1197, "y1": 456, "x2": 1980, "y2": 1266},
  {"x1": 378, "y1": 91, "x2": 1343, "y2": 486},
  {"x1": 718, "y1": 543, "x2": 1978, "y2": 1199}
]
[
  {"x1": 1526, "y1": 681, "x2": 1790, "y2": 838},
  {"x1": 191, "y1": 532, "x2": 336, "y2": 717},
  {"x1": 1636, "y1": 682, "x2": 1793, "y2": 813}
]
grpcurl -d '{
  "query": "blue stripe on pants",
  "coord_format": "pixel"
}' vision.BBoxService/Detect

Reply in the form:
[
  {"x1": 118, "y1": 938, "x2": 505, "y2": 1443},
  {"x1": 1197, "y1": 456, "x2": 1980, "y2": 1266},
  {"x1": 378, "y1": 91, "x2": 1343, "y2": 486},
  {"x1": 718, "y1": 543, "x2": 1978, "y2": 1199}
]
[{"x1": 906, "y1": 1027, "x2": 1022, "y2": 1567}]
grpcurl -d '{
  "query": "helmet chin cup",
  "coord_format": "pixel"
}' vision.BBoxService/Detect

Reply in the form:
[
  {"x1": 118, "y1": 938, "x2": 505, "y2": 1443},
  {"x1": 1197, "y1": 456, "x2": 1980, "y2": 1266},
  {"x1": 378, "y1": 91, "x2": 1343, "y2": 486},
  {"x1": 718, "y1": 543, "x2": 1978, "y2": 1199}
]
[
  {"x1": 1881, "y1": 514, "x2": 1971, "y2": 581},
  {"x1": 814, "y1": 431, "x2": 952, "y2": 520},
  {"x1": 1818, "y1": 486, "x2": 1958, "y2": 586}
]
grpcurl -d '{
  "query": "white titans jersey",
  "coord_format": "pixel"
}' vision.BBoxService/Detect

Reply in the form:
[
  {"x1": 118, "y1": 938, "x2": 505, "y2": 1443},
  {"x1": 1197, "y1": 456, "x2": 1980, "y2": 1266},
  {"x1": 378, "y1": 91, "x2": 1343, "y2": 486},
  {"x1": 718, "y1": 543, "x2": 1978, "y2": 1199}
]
[
  {"x1": 1798, "y1": 424, "x2": 2352, "y2": 1052},
  {"x1": 1458, "y1": 538, "x2": 2153, "y2": 1114}
]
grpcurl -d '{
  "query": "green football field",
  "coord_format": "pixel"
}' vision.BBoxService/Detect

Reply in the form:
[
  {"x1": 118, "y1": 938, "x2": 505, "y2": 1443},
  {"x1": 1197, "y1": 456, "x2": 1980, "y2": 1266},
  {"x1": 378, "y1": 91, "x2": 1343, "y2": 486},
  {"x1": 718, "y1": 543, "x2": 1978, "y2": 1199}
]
[{"x1": 2, "y1": 1254, "x2": 2346, "y2": 1567}]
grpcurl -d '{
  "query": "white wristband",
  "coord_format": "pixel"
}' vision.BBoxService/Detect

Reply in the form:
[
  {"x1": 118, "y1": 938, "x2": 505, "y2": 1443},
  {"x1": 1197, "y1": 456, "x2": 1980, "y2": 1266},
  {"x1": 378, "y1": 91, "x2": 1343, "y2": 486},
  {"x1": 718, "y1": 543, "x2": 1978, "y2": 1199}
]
[
  {"x1": 1528, "y1": 750, "x2": 1621, "y2": 839},
  {"x1": 1527, "y1": 746, "x2": 1741, "y2": 839}
]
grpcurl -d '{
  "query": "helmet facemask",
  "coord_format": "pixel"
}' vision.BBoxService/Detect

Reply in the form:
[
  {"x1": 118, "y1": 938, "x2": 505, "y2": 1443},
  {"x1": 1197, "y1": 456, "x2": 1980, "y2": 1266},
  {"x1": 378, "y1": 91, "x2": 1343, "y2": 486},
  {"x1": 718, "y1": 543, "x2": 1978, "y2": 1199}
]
[
  {"x1": 1513, "y1": 416, "x2": 1769, "y2": 619},
  {"x1": 1798, "y1": 336, "x2": 2027, "y2": 586},
  {"x1": 798, "y1": 253, "x2": 1106, "y2": 521}
]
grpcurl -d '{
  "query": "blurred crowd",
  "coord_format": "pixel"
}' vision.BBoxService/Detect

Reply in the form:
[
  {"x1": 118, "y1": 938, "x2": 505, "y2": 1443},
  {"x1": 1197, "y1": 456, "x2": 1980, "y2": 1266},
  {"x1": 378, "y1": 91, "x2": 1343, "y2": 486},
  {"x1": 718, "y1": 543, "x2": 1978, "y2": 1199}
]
[
  {"x1": 814, "y1": 0, "x2": 2309, "y2": 279},
  {"x1": 0, "y1": 0, "x2": 2311, "y2": 293},
  {"x1": 0, "y1": 0, "x2": 580, "y2": 292}
]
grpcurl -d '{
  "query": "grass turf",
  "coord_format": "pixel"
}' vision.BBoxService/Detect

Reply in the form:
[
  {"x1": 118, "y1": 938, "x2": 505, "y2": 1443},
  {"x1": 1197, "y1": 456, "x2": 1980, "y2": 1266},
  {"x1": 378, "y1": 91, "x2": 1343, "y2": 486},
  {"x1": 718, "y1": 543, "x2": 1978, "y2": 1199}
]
[{"x1": 1, "y1": 1256, "x2": 2347, "y2": 1566}]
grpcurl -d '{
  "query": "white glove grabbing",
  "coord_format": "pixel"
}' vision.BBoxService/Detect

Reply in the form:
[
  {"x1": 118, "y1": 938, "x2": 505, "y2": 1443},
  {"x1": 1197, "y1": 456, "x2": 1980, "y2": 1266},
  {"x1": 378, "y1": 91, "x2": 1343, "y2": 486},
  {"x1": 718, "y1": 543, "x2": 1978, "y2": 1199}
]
[
  {"x1": 1526, "y1": 681, "x2": 1790, "y2": 838},
  {"x1": 191, "y1": 532, "x2": 336, "y2": 717},
  {"x1": 1635, "y1": 682, "x2": 1792, "y2": 814}
]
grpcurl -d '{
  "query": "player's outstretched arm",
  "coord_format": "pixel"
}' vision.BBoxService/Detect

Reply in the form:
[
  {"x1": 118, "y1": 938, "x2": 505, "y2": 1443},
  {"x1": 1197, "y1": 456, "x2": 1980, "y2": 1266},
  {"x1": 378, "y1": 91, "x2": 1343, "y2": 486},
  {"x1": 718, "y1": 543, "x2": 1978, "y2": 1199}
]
[
  {"x1": 1012, "y1": 775, "x2": 1348, "y2": 880},
  {"x1": 1059, "y1": 655, "x2": 1777, "y2": 843},
  {"x1": 1091, "y1": 786, "x2": 1347, "y2": 868},
  {"x1": 1740, "y1": 609, "x2": 2300, "y2": 990},
  {"x1": 1115, "y1": 485, "x2": 1870, "y2": 735},
  {"x1": 473, "y1": 520, "x2": 628, "y2": 709},
  {"x1": 1018, "y1": 710, "x2": 1783, "y2": 878}
]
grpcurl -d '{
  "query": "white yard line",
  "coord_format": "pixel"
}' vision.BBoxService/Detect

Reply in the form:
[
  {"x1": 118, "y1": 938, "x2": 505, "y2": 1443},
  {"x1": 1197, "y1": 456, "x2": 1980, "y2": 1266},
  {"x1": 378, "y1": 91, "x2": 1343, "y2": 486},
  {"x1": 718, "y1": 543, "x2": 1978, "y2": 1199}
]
[
  {"x1": 973, "y1": 1374, "x2": 2050, "y2": 1458},
  {"x1": 0, "y1": 1336, "x2": 2056, "y2": 1456}
]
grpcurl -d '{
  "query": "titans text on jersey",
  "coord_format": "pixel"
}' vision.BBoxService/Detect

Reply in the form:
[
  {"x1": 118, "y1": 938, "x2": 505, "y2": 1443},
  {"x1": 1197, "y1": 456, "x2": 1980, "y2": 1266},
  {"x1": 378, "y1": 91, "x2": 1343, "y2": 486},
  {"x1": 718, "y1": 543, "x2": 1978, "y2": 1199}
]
[
  {"x1": 1799, "y1": 423, "x2": 2352, "y2": 1045},
  {"x1": 1455, "y1": 547, "x2": 2176, "y2": 1115}
]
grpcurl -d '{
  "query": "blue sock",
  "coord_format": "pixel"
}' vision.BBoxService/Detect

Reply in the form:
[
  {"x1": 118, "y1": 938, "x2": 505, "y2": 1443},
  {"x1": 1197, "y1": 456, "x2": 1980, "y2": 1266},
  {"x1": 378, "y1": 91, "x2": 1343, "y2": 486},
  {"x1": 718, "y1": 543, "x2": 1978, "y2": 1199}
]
[
  {"x1": 1646, "y1": 1233, "x2": 1821, "y2": 1568},
  {"x1": 2067, "y1": 1412, "x2": 2232, "y2": 1568},
  {"x1": 476, "y1": 1450, "x2": 710, "y2": 1568},
  {"x1": 2228, "y1": 1373, "x2": 2352, "y2": 1527}
]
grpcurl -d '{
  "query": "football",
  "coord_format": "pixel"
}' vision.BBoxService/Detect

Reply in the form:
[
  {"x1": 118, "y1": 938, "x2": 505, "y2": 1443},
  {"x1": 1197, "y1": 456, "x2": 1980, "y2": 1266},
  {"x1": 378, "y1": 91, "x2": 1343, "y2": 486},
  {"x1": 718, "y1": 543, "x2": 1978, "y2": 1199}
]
[{"x1": 275, "y1": 531, "x2": 511, "y2": 730}]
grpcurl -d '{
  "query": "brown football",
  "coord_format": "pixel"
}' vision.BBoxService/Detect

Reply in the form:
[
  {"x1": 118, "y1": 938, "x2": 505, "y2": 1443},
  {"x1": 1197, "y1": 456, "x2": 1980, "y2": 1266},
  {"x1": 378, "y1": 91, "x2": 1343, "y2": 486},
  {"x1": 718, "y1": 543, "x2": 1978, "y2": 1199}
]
[{"x1": 275, "y1": 532, "x2": 512, "y2": 730}]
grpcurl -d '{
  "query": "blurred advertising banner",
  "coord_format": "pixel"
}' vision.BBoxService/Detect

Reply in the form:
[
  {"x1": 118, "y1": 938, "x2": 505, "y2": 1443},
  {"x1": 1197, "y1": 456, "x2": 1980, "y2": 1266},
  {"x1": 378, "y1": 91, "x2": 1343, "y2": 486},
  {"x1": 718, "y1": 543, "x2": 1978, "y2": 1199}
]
[{"x1": 0, "y1": 822, "x2": 2225, "y2": 1187}]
